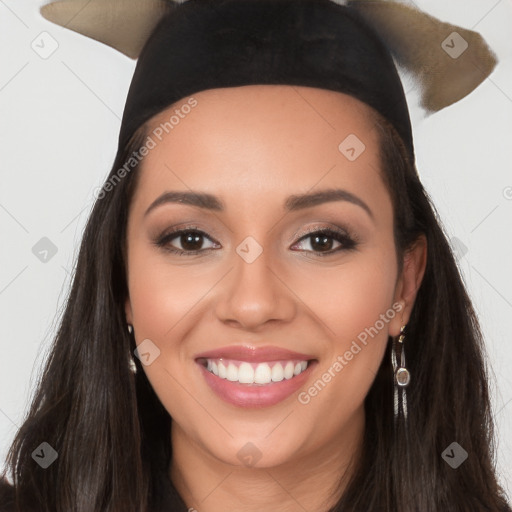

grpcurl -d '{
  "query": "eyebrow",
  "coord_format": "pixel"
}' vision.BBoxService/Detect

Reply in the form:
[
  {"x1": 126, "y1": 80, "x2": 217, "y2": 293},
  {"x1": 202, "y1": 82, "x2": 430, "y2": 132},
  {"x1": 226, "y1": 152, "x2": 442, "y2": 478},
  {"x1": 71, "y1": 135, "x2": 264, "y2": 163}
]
[{"x1": 144, "y1": 187, "x2": 374, "y2": 220}]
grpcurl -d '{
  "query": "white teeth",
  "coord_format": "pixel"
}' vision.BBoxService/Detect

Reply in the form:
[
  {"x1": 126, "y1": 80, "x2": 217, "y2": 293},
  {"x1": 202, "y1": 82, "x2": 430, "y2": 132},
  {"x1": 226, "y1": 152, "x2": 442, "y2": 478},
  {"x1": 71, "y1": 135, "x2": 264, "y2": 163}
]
[
  {"x1": 254, "y1": 363, "x2": 272, "y2": 384},
  {"x1": 204, "y1": 359, "x2": 311, "y2": 385},
  {"x1": 284, "y1": 361, "x2": 295, "y2": 379},
  {"x1": 271, "y1": 363, "x2": 284, "y2": 382},
  {"x1": 238, "y1": 362, "x2": 254, "y2": 384},
  {"x1": 218, "y1": 361, "x2": 227, "y2": 379},
  {"x1": 226, "y1": 363, "x2": 238, "y2": 381}
]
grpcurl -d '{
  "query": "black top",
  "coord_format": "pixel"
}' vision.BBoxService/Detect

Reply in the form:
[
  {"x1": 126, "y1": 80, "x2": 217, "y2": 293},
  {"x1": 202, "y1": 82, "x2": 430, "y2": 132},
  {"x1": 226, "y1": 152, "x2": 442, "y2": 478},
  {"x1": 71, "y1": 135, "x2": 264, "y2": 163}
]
[
  {"x1": 2, "y1": 469, "x2": 512, "y2": 511},
  {"x1": 151, "y1": 464, "x2": 189, "y2": 512},
  {"x1": 0, "y1": 468, "x2": 189, "y2": 512}
]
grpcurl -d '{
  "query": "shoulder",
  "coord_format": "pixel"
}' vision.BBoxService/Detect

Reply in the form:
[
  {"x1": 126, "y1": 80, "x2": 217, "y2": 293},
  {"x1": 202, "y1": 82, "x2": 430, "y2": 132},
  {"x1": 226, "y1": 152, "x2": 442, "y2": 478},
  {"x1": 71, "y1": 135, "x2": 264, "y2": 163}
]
[
  {"x1": 0, "y1": 477, "x2": 39, "y2": 512},
  {"x1": 0, "y1": 477, "x2": 16, "y2": 512}
]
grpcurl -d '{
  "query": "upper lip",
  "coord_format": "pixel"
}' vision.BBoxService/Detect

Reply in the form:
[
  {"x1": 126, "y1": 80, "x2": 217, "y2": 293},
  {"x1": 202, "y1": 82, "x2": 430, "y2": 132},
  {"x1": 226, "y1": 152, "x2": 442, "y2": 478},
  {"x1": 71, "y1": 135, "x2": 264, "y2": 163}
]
[{"x1": 195, "y1": 345, "x2": 316, "y2": 363}]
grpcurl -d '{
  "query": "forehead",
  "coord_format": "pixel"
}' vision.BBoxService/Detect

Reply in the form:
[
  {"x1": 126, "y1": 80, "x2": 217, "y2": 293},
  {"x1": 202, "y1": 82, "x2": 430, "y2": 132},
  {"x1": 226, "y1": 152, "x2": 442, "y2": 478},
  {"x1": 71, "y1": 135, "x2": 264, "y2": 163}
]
[{"x1": 131, "y1": 85, "x2": 388, "y2": 216}]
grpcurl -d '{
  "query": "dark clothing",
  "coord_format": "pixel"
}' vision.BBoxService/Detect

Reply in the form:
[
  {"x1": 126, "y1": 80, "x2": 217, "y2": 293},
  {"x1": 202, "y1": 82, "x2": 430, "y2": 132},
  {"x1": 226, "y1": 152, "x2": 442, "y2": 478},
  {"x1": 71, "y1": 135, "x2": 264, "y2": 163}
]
[
  {"x1": 0, "y1": 469, "x2": 189, "y2": 512},
  {"x1": 151, "y1": 463, "x2": 189, "y2": 512},
  {"x1": 2, "y1": 471, "x2": 512, "y2": 511}
]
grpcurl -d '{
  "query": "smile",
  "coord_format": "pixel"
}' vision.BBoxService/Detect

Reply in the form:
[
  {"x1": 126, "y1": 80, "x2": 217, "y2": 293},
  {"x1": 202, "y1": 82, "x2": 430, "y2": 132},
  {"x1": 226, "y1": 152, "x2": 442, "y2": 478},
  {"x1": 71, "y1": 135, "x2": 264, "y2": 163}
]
[
  {"x1": 196, "y1": 357, "x2": 318, "y2": 408},
  {"x1": 199, "y1": 358, "x2": 310, "y2": 385}
]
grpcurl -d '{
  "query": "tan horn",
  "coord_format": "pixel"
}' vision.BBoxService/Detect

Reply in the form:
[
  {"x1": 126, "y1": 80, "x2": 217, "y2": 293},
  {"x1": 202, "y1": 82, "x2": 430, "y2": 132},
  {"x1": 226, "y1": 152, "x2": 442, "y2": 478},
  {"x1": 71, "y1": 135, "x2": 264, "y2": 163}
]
[
  {"x1": 40, "y1": 0, "x2": 173, "y2": 59},
  {"x1": 348, "y1": 0, "x2": 498, "y2": 112}
]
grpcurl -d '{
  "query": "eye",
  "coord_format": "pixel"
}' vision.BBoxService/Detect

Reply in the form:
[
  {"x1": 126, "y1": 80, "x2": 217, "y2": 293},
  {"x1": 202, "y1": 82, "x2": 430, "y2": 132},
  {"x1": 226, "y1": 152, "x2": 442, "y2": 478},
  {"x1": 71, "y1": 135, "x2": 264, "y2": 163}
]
[
  {"x1": 154, "y1": 225, "x2": 358, "y2": 257},
  {"x1": 291, "y1": 227, "x2": 357, "y2": 256},
  {"x1": 154, "y1": 226, "x2": 219, "y2": 255}
]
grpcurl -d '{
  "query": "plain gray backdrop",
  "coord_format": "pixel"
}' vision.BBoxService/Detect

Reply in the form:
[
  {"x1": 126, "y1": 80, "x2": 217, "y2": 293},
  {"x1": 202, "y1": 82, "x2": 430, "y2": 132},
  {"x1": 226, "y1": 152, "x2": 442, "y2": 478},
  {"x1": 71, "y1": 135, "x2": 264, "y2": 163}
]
[{"x1": 1, "y1": 0, "x2": 511, "y2": 499}]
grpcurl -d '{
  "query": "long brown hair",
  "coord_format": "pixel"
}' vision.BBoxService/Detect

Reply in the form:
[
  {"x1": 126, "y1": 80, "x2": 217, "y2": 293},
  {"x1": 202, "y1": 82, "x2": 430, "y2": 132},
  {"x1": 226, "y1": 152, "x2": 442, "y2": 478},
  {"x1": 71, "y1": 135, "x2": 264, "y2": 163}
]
[{"x1": 1, "y1": 107, "x2": 510, "y2": 511}]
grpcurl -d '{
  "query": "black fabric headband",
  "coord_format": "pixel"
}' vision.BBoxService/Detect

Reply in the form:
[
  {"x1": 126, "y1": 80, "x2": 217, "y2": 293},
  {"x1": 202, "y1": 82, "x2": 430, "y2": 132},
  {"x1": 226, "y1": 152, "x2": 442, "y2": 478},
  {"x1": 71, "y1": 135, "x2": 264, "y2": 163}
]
[{"x1": 118, "y1": 0, "x2": 414, "y2": 160}]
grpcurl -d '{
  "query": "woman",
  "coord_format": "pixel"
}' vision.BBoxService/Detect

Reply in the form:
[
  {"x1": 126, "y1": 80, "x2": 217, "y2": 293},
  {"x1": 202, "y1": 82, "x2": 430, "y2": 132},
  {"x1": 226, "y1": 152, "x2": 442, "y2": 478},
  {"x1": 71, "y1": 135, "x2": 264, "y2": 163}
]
[{"x1": 1, "y1": 0, "x2": 510, "y2": 510}]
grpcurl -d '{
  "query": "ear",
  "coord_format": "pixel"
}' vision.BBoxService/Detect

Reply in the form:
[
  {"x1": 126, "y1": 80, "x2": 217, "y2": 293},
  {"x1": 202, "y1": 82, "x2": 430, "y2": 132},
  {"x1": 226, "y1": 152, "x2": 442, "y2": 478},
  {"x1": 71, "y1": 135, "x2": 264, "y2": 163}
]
[
  {"x1": 125, "y1": 296, "x2": 134, "y2": 325},
  {"x1": 389, "y1": 234, "x2": 427, "y2": 337}
]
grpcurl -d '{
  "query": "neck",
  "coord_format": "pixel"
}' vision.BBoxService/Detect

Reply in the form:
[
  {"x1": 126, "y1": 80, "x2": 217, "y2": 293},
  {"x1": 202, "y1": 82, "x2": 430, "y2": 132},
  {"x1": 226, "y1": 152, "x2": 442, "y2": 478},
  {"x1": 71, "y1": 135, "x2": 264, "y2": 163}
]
[{"x1": 169, "y1": 407, "x2": 365, "y2": 512}]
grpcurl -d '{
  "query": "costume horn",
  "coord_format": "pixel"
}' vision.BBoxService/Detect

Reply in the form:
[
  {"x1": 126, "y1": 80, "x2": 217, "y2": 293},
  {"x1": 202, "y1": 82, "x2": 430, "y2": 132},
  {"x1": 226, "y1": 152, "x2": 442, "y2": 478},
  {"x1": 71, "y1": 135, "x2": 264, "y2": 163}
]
[
  {"x1": 39, "y1": 0, "x2": 497, "y2": 112},
  {"x1": 346, "y1": 1, "x2": 497, "y2": 111},
  {"x1": 39, "y1": 0, "x2": 172, "y2": 59}
]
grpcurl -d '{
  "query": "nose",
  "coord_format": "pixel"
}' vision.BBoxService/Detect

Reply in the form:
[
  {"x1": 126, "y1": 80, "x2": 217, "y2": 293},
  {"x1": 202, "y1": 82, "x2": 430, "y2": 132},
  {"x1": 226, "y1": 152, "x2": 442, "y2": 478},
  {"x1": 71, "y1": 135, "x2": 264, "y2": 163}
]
[{"x1": 214, "y1": 241, "x2": 296, "y2": 331}]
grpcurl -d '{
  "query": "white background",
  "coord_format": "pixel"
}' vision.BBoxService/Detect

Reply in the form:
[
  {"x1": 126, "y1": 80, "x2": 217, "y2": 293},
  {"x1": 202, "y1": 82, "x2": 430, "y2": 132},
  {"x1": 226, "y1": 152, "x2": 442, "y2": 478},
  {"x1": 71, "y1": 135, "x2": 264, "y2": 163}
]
[{"x1": 1, "y1": 0, "x2": 511, "y2": 499}]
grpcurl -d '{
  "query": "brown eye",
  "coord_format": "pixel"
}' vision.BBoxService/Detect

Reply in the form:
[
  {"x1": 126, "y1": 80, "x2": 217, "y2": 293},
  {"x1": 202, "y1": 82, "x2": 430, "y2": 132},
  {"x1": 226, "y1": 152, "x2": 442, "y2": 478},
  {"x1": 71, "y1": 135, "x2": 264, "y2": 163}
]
[
  {"x1": 154, "y1": 226, "x2": 357, "y2": 257},
  {"x1": 155, "y1": 228, "x2": 218, "y2": 255},
  {"x1": 292, "y1": 228, "x2": 357, "y2": 256},
  {"x1": 176, "y1": 231, "x2": 205, "y2": 251}
]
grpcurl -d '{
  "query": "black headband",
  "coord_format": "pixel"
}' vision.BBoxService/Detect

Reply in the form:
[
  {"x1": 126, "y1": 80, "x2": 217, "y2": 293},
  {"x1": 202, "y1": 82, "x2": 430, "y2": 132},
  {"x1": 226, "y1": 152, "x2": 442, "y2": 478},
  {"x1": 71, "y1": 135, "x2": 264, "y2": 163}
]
[{"x1": 119, "y1": 0, "x2": 414, "y2": 160}]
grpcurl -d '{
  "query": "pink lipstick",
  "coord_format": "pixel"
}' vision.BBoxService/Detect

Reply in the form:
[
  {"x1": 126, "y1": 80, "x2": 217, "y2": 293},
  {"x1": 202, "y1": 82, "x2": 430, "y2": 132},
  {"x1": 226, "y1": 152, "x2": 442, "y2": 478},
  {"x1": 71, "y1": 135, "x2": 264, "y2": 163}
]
[{"x1": 195, "y1": 345, "x2": 317, "y2": 408}]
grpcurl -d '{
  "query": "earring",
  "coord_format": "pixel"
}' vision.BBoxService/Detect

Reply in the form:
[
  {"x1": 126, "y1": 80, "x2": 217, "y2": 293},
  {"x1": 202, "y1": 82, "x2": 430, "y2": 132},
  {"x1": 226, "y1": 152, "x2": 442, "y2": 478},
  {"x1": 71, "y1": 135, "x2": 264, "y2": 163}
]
[
  {"x1": 391, "y1": 324, "x2": 410, "y2": 422},
  {"x1": 127, "y1": 324, "x2": 137, "y2": 373},
  {"x1": 128, "y1": 353, "x2": 137, "y2": 373}
]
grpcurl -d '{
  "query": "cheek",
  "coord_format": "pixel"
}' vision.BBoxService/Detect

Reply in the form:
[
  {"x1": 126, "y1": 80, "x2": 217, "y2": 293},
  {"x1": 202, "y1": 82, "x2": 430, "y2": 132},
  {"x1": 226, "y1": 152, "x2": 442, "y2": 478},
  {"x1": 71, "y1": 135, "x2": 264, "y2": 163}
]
[
  {"x1": 303, "y1": 247, "x2": 398, "y2": 345},
  {"x1": 126, "y1": 246, "x2": 210, "y2": 414},
  {"x1": 292, "y1": 248, "x2": 397, "y2": 435},
  {"x1": 127, "y1": 246, "x2": 210, "y2": 341},
  {"x1": 301, "y1": 245, "x2": 397, "y2": 397},
  {"x1": 338, "y1": 260, "x2": 396, "y2": 338}
]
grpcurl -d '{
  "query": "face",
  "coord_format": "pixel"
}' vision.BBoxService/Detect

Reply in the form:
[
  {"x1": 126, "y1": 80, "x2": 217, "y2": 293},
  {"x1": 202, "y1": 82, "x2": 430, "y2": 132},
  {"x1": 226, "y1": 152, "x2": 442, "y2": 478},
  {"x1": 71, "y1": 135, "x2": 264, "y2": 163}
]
[{"x1": 124, "y1": 85, "x2": 416, "y2": 470}]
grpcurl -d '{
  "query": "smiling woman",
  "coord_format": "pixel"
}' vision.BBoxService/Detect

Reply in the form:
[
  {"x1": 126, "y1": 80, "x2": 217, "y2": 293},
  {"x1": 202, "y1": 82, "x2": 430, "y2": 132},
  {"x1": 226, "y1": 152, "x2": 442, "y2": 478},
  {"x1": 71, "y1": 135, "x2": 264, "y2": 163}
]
[
  {"x1": 0, "y1": 0, "x2": 511, "y2": 511},
  {"x1": 126, "y1": 86, "x2": 406, "y2": 430}
]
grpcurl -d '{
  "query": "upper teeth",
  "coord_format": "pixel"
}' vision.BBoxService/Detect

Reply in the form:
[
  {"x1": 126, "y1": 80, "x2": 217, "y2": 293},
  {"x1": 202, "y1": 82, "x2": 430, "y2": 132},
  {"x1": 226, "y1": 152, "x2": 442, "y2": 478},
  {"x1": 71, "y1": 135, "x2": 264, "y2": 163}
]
[{"x1": 205, "y1": 359, "x2": 309, "y2": 385}]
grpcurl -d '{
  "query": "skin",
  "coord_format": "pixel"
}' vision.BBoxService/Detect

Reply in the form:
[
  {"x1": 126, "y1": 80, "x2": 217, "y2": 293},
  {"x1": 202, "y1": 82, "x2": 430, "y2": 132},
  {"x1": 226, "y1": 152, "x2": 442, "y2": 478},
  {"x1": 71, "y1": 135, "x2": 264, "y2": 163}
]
[{"x1": 124, "y1": 85, "x2": 427, "y2": 512}]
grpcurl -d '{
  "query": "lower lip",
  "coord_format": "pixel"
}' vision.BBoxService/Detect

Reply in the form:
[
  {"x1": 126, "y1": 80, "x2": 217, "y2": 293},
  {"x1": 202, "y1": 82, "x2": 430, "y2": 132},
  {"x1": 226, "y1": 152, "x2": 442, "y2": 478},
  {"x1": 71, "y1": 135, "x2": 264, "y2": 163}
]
[{"x1": 197, "y1": 360, "x2": 317, "y2": 408}]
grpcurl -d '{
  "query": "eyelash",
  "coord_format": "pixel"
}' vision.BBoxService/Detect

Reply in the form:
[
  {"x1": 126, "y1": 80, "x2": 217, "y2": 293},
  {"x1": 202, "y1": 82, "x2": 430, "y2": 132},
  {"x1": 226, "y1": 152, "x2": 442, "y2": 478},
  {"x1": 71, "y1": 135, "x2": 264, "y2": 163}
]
[{"x1": 154, "y1": 224, "x2": 358, "y2": 257}]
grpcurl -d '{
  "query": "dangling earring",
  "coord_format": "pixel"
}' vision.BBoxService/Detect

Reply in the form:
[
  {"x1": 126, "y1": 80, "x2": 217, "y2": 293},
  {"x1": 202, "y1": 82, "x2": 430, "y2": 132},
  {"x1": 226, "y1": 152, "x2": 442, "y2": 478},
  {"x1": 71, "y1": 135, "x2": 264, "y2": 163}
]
[
  {"x1": 127, "y1": 324, "x2": 137, "y2": 373},
  {"x1": 391, "y1": 324, "x2": 410, "y2": 422}
]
